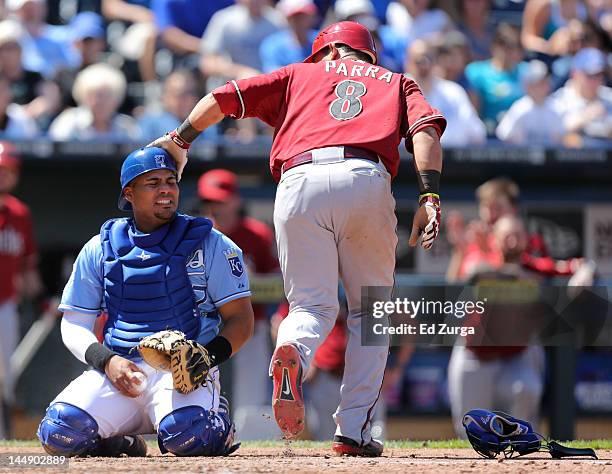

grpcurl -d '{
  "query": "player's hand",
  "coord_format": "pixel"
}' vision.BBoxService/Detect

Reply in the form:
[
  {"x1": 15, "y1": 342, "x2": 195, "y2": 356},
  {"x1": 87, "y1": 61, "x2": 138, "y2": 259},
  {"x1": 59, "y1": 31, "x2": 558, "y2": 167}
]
[
  {"x1": 147, "y1": 133, "x2": 189, "y2": 181},
  {"x1": 104, "y1": 355, "x2": 146, "y2": 398},
  {"x1": 409, "y1": 194, "x2": 441, "y2": 250}
]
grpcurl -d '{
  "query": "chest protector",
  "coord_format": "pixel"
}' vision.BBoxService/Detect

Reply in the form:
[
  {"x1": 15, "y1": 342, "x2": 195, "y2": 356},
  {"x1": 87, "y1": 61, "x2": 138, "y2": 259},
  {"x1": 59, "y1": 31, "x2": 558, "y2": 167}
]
[{"x1": 100, "y1": 214, "x2": 212, "y2": 357}]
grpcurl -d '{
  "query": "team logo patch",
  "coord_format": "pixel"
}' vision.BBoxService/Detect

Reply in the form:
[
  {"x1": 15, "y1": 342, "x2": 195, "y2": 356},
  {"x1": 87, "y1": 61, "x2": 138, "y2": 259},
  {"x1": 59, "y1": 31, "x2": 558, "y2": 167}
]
[
  {"x1": 155, "y1": 154, "x2": 167, "y2": 167},
  {"x1": 280, "y1": 368, "x2": 294, "y2": 401},
  {"x1": 223, "y1": 248, "x2": 244, "y2": 278}
]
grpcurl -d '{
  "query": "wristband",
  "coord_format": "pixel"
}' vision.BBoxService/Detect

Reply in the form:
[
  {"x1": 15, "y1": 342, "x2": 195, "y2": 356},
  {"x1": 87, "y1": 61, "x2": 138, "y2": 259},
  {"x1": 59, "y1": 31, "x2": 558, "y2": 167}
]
[
  {"x1": 168, "y1": 130, "x2": 191, "y2": 150},
  {"x1": 85, "y1": 342, "x2": 116, "y2": 373},
  {"x1": 204, "y1": 336, "x2": 233, "y2": 368},
  {"x1": 177, "y1": 119, "x2": 201, "y2": 144},
  {"x1": 417, "y1": 170, "x2": 440, "y2": 195},
  {"x1": 419, "y1": 192, "x2": 440, "y2": 206}
]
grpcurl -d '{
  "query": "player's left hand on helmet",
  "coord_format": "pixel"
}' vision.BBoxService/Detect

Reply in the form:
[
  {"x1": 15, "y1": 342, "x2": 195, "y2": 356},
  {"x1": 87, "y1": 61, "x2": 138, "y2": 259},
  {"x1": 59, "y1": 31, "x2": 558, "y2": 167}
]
[
  {"x1": 409, "y1": 194, "x2": 441, "y2": 250},
  {"x1": 147, "y1": 133, "x2": 188, "y2": 181}
]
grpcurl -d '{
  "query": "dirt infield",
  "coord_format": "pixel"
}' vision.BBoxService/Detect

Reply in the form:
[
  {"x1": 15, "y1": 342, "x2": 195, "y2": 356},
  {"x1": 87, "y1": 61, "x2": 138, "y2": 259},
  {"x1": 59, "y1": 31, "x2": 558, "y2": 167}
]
[{"x1": 1, "y1": 445, "x2": 610, "y2": 473}]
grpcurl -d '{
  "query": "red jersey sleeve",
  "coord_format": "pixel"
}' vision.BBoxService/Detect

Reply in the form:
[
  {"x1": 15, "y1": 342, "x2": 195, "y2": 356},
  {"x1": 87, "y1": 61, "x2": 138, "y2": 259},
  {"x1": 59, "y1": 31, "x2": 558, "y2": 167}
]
[
  {"x1": 401, "y1": 76, "x2": 446, "y2": 153},
  {"x1": 212, "y1": 66, "x2": 292, "y2": 127}
]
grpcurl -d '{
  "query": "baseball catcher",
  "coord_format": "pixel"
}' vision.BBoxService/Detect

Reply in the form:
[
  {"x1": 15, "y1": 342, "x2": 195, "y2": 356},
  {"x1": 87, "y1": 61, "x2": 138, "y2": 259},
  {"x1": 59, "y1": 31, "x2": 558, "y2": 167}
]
[{"x1": 37, "y1": 147, "x2": 253, "y2": 458}]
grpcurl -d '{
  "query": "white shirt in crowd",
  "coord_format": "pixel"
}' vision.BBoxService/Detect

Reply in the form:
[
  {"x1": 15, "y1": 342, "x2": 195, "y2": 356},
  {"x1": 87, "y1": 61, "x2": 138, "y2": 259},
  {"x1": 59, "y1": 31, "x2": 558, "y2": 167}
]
[
  {"x1": 48, "y1": 107, "x2": 141, "y2": 142},
  {"x1": 422, "y1": 77, "x2": 486, "y2": 147},
  {"x1": 386, "y1": 3, "x2": 451, "y2": 42},
  {"x1": 496, "y1": 96, "x2": 565, "y2": 145},
  {"x1": 551, "y1": 83, "x2": 612, "y2": 140},
  {"x1": 201, "y1": 4, "x2": 286, "y2": 72},
  {"x1": 0, "y1": 104, "x2": 38, "y2": 139}
]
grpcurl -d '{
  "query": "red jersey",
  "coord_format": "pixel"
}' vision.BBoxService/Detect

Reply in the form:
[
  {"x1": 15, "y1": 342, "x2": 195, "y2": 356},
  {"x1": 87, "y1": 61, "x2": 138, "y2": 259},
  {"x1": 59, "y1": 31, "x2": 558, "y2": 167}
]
[
  {"x1": 212, "y1": 60, "x2": 446, "y2": 181},
  {"x1": 0, "y1": 195, "x2": 37, "y2": 303},
  {"x1": 227, "y1": 217, "x2": 279, "y2": 321}
]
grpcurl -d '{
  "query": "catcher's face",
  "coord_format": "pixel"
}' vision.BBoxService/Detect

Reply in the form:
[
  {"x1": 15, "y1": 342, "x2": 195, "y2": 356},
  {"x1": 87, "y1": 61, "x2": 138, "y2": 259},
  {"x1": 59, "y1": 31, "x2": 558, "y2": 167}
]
[{"x1": 124, "y1": 169, "x2": 179, "y2": 230}]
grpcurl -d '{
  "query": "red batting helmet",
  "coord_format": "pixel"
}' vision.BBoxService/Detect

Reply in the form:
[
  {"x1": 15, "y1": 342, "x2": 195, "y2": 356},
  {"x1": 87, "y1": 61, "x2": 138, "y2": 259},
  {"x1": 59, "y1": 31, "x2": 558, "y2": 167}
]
[{"x1": 303, "y1": 21, "x2": 377, "y2": 64}]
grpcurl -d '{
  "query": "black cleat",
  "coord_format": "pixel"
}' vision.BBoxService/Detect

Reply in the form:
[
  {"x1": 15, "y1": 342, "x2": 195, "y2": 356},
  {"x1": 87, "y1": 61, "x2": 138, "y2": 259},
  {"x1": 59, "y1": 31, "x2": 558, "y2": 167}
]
[
  {"x1": 332, "y1": 435, "x2": 383, "y2": 457},
  {"x1": 98, "y1": 435, "x2": 147, "y2": 457}
]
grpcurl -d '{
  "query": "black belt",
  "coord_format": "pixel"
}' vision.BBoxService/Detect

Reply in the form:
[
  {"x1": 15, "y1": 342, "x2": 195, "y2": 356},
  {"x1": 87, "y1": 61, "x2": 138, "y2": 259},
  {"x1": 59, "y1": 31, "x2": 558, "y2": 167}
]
[{"x1": 281, "y1": 147, "x2": 379, "y2": 174}]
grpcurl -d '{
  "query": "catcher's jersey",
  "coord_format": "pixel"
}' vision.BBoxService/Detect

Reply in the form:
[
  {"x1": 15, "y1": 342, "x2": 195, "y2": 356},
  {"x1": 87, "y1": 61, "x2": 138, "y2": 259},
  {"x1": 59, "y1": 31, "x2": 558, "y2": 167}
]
[
  {"x1": 59, "y1": 227, "x2": 250, "y2": 345},
  {"x1": 212, "y1": 59, "x2": 446, "y2": 181}
]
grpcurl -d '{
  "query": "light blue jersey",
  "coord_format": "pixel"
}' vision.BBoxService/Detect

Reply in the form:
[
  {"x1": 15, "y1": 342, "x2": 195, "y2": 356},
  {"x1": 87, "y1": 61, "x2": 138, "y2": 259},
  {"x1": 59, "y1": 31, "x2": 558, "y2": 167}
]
[{"x1": 59, "y1": 227, "x2": 251, "y2": 345}]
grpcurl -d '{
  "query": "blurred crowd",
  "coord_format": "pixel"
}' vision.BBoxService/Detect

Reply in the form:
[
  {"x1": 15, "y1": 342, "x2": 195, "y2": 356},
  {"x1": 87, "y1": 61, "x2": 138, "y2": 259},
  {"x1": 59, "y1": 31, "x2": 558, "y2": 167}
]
[{"x1": 0, "y1": 0, "x2": 608, "y2": 147}]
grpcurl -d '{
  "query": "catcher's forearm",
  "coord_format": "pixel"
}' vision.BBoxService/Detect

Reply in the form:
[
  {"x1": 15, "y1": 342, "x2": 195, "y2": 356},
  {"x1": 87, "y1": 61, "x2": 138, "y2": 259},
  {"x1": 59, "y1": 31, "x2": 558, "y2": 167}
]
[{"x1": 61, "y1": 311, "x2": 99, "y2": 364}]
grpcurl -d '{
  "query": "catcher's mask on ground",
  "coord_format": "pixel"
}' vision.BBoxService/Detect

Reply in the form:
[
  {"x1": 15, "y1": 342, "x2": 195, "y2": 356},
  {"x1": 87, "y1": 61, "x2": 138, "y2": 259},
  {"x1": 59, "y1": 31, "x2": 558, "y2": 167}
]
[{"x1": 118, "y1": 147, "x2": 178, "y2": 211}]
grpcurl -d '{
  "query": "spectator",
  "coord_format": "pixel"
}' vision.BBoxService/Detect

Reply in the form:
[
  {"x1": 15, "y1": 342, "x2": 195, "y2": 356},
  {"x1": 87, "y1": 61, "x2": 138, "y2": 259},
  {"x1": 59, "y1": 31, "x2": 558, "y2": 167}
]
[
  {"x1": 0, "y1": 142, "x2": 42, "y2": 438},
  {"x1": 521, "y1": 0, "x2": 588, "y2": 57},
  {"x1": 54, "y1": 12, "x2": 106, "y2": 110},
  {"x1": 138, "y1": 69, "x2": 215, "y2": 143},
  {"x1": 334, "y1": 0, "x2": 405, "y2": 72},
  {"x1": 0, "y1": 20, "x2": 59, "y2": 127},
  {"x1": 200, "y1": 0, "x2": 285, "y2": 81},
  {"x1": 101, "y1": 0, "x2": 157, "y2": 81},
  {"x1": 0, "y1": 74, "x2": 38, "y2": 138},
  {"x1": 405, "y1": 39, "x2": 486, "y2": 147},
  {"x1": 457, "y1": 0, "x2": 495, "y2": 60},
  {"x1": 48, "y1": 63, "x2": 139, "y2": 142},
  {"x1": 153, "y1": 0, "x2": 234, "y2": 57},
  {"x1": 496, "y1": 60, "x2": 565, "y2": 145},
  {"x1": 552, "y1": 47, "x2": 611, "y2": 147},
  {"x1": 385, "y1": 0, "x2": 453, "y2": 44},
  {"x1": 465, "y1": 23, "x2": 526, "y2": 133},
  {"x1": 5, "y1": 0, "x2": 72, "y2": 77},
  {"x1": 197, "y1": 169, "x2": 280, "y2": 434},
  {"x1": 260, "y1": 0, "x2": 318, "y2": 72},
  {"x1": 433, "y1": 30, "x2": 471, "y2": 91},
  {"x1": 447, "y1": 214, "x2": 545, "y2": 438},
  {"x1": 585, "y1": 0, "x2": 612, "y2": 38},
  {"x1": 551, "y1": 18, "x2": 608, "y2": 88}
]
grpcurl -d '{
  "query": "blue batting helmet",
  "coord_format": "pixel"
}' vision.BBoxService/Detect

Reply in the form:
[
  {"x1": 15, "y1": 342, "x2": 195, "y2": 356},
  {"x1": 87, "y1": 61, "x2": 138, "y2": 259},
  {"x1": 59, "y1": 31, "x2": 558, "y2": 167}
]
[{"x1": 118, "y1": 147, "x2": 178, "y2": 211}]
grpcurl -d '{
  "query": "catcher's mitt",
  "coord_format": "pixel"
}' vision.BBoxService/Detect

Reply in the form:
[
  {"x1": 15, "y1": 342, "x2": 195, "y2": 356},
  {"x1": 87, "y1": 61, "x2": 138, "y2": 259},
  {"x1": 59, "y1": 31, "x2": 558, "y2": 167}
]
[
  {"x1": 462, "y1": 409, "x2": 597, "y2": 459},
  {"x1": 137, "y1": 330, "x2": 212, "y2": 394}
]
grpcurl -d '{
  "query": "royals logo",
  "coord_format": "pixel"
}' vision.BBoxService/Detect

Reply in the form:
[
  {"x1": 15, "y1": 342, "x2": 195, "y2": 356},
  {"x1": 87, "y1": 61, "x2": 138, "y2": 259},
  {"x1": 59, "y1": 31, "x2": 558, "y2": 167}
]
[
  {"x1": 223, "y1": 248, "x2": 244, "y2": 278},
  {"x1": 155, "y1": 154, "x2": 167, "y2": 168}
]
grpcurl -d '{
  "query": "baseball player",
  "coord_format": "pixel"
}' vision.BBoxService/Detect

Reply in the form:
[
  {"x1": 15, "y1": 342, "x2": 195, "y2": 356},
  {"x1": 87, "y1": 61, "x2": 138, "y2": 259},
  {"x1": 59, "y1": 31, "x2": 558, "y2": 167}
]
[
  {"x1": 151, "y1": 21, "x2": 446, "y2": 456},
  {"x1": 0, "y1": 142, "x2": 42, "y2": 439},
  {"x1": 37, "y1": 147, "x2": 254, "y2": 457}
]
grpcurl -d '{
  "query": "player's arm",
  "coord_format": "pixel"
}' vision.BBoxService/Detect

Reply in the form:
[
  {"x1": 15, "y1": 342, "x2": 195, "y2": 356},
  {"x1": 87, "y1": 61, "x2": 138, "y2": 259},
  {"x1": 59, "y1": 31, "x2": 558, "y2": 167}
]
[{"x1": 214, "y1": 296, "x2": 255, "y2": 358}]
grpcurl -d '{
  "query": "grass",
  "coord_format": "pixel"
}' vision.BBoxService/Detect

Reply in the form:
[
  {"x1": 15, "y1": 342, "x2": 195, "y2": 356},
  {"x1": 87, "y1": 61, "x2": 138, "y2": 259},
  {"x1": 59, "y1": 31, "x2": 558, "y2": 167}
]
[{"x1": 2, "y1": 439, "x2": 612, "y2": 450}]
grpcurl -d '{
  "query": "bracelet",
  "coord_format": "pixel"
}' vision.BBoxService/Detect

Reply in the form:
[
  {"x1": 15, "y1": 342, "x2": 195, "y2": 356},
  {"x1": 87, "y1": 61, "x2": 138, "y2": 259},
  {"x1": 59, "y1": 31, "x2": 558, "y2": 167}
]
[
  {"x1": 85, "y1": 343, "x2": 116, "y2": 373},
  {"x1": 204, "y1": 336, "x2": 233, "y2": 368},
  {"x1": 417, "y1": 170, "x2": 440, "y2": 195}
]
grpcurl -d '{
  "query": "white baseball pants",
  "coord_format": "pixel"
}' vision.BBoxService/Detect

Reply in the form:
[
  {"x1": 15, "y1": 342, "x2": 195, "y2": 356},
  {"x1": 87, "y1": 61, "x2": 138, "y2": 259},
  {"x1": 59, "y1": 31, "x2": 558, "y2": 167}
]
[{"x1": 273, "y1": 150, "x2": 397, "y2": 444}]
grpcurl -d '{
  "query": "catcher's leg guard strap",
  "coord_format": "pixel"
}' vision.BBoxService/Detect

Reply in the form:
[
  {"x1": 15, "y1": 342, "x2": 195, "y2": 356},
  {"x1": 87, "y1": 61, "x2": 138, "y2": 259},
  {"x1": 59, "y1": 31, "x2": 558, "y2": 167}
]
[
  {"x1": 37, "y1": 402, "x2": 100, "y2": 457},
  {"x1": 157, "y1": 405, "x2": 238, "y2": 456}
]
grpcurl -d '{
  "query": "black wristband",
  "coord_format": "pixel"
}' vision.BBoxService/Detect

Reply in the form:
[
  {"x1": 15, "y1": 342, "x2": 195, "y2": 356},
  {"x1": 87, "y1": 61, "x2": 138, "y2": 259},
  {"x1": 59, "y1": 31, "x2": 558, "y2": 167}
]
[
  {"x1": 417, "y1": 170, "x2": 440, "y2": 195},
  {"x1": 204, "y1": 336, "x2": 233, "y2": 368},
  {"x1": 85, "y1": 342, "x2": 116, "y2": 373},
  {"x1": 176, "y1": 119, "x2": 201, "y2": 144}
]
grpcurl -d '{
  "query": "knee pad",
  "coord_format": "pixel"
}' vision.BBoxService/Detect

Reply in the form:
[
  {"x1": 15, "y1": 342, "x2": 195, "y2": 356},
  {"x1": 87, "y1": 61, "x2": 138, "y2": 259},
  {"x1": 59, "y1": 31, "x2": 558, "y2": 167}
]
[
  {"x1": 157, "y1": 405, "x2": 238, "y2": 457},
  {"x1": 37, "y1": 402, "x2": 100, "y2": 457}
]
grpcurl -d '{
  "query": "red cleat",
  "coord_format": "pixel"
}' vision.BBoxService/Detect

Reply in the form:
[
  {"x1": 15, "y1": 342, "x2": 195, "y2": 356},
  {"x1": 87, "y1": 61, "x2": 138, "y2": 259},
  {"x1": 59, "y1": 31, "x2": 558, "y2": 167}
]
[
  {"x1": 332, "y1": 436, "x2": 383, "y2": 457},
  {"x1": 271, "y1": 344, "x2": 304, "y2": 439}
]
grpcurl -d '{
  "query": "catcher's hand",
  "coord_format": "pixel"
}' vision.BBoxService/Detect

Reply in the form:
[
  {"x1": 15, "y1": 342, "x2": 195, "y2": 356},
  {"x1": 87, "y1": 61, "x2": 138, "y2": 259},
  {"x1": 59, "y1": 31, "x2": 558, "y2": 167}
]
[
  {"x1": 138, "y1": 330, "x2": 211, "y2": 394},
  {"x1": 409, "y1": 193, "x2": 441, "y2": 250},
  {"x1": 147, "y1": 132, "x2": 189, "y2": 181}
]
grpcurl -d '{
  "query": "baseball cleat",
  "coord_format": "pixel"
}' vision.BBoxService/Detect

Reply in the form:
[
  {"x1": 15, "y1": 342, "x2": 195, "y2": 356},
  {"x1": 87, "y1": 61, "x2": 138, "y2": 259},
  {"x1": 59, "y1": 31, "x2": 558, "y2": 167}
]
[
  {"x1": 98, "y1": 434, "x2": 147, "y2": 457},
  {"x1": 271, "y1": 343, "x2": 304, "y2": 439},
  {"x1": 332, "y1": 435, "x2": 383, "y2": 457}
]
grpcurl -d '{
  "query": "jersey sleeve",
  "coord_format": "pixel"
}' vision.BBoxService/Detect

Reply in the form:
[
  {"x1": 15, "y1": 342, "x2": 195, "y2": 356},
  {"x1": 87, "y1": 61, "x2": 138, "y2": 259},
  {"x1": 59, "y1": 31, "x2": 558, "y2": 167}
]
[
  {"x1": 58, "y1": 235, "x2": 105, "y2": 315},
  {"x1": 401, "y1": 75, "x2": 447, "y2": 153},
  {"x1": 205, "y1": 230, "x2": 251, "y2": 308},
  {"x1": 211, "y1": 66, "x2": 291, "y2": 126}
]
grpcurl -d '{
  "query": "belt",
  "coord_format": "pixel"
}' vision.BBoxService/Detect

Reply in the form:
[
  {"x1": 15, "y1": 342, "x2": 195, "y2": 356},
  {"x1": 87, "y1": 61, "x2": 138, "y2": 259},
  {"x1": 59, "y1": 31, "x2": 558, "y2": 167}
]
[{"x1": 281, "y1": 146, "x2": 379, "y2": 174}]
